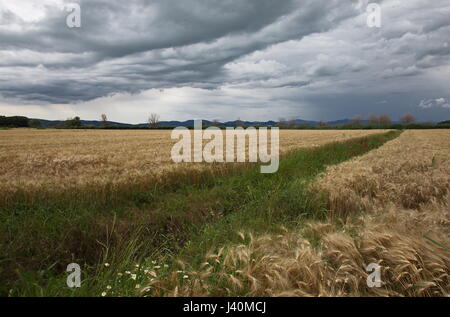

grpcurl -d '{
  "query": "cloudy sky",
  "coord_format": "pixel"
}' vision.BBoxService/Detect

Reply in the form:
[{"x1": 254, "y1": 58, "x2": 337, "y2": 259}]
[{"x1": 0, "y1": 0, "x2": 449, "y2": 123}]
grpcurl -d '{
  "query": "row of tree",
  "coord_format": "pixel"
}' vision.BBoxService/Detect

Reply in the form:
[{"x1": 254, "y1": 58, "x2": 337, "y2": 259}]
[
  {"x1": 277, "y1": 113, "x2": 417, "y2": 128},
  {"x1": 0, "y1": 116, "x2": 30, "y2": 127},
  {"x1": 0, "y1": 115, "x2": 81, "y2": 128},
  {"x1": 0, "y1": 116, "x2": 44, "y2": 128},
  {"x1": 350, "y1": 113, "x2": 416, "y2": 125}
]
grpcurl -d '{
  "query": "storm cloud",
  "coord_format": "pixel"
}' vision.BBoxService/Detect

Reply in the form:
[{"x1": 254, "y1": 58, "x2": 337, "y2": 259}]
[{"x1": 0, "y1": 0, "x2": 449, "y2": 122}]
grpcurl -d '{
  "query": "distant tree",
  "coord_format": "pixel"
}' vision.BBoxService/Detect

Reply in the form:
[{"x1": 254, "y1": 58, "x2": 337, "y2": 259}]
[
  {"x1": 101, "y1": 114, "x2": 108, "y2": 126},
  {"x1": 286, "y1": 118, "x2": 297, "y2": 129},
  {"x1": 368, "y1": 114, "x2": 380, "y2": 125},
  {"x1": 300, "y1": 122, "x2": 310, "y2": 129},
  {"x1": 148, "y1": 113, "x2": 160, "y2": 128},
  {"x1": 65, "y1": 116, "x2": 82, "y2": 128},
  {"x1": 400, "y1": 113, "x2": 415, "y2": 124},
  {"x1": 73, "y1": 116, "x2": 81, "y2": 127},
  {"x1": 29, "y1": 119, "x2": 42, "y2": 128},
  {"x1": 379, "y1": 114, "x2": 392, "y2": 125},
  {"x1": 277, "y1": 118, "x2": 287, "y2": 128},
  {"x1": 350, "y1": 115, "x2": 363, "y2": 126},
  {"x1": 318, "y1": 121, "x2": 327, "y2": 127}
]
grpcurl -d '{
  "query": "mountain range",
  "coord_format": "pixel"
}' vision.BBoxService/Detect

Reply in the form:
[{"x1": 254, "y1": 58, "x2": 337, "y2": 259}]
[{"x1": 35, "y1": 118, "x2": 357, "y2": 128}]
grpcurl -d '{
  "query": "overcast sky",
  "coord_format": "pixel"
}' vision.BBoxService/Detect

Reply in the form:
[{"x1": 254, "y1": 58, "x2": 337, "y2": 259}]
[{"x1": 0, "y1": 0, "x2": 449, "y2": 123}]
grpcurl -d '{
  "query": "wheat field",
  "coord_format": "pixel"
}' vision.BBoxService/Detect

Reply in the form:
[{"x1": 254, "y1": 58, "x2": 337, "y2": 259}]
[
  {"x1": 0, "y1": 128, "x2": 385, "y2": 191},
  {"x1": 3, "y1": 128, "x2": 448, "y2": 297},
  {"x1": 1, "y1": 128, "x2": 393, "y2": 296},
  {"x1": 142, "y1": 130, "x2": 449, "y2": 297}
]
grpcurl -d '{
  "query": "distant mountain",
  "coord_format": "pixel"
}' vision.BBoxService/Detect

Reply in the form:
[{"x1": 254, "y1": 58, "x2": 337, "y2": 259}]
[
  {"x1": 35, "y1": 118, "x2": 279, "y2": 127},
  {"x1": 326, "y1": 119, "x2": 352, "y2": 126},
  {"x1": 135, "y1": 120, "x2": 215, "y2": 127},
  {"x1": 33, "y1": 118, "x2": 363, "y2": 128},
  {"x1": 4, "y1": 116, "x2": 441, "y2": 129}
]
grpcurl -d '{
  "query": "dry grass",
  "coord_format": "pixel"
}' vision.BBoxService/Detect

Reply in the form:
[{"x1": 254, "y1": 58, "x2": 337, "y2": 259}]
[
  {"x1": 142, "y1": 130, "x2": 449, "y2": 297},
  {"x1": 0, "y1": 128, "x2": 385, "y2": 191}
]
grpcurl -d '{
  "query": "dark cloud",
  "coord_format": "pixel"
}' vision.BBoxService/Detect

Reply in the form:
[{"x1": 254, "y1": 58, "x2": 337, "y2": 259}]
[
  {"x1": 0, "y1": 0, "x2": 362, "y2": 103},
  {"x1": 0, "y1": 0, "x2": 450, "y2": 122}
]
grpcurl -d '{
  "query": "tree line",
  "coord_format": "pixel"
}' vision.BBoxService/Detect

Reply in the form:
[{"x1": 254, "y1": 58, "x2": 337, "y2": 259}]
[
  {"x1": 0, "y1": 116, "x2": 30, "y2": 127},
  {"x1": 276, "y1": 113, "x2": 417, "y2": 128},
  {"x1": 1, "y1": 113, "x2": 450, "y2": 129},
  {"x1": 351, "y1": 113, "x2": 417, "y2": 125}
]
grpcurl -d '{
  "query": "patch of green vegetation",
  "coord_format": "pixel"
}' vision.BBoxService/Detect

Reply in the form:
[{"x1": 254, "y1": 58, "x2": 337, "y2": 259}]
[
  {"x1": 175, "y1": 131, "x2": 401, "y2": 265},
  {"x1": 2, "y1": 131, "x2": 401, "y2": 296}
]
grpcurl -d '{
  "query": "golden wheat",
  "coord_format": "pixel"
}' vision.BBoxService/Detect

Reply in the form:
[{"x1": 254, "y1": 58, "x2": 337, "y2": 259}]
[
  {"x1": 313, "y1": 130, "x2": 450, "y2": 216},
  {"x1": 0, "y1": 128, "x2": 385, "y2": 191},
  {"x1": 142, "y1": 130, "x2": 449, "y2": 297}
]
